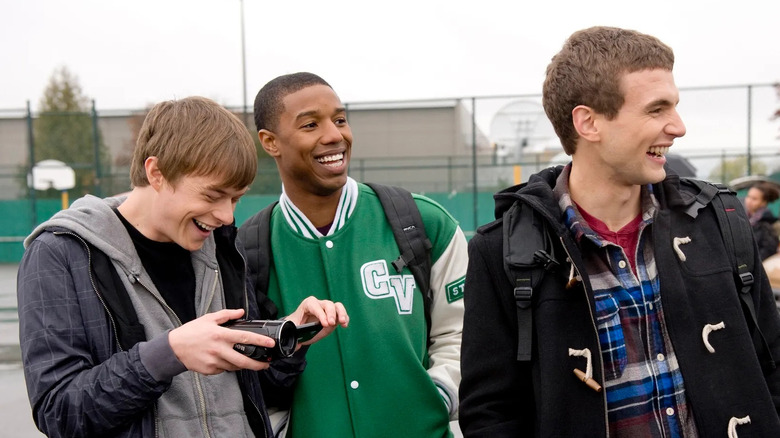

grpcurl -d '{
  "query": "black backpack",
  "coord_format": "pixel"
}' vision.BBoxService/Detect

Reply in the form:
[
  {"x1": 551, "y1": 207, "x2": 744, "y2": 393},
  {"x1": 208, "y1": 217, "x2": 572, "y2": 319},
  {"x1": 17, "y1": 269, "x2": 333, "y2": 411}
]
[
  {"x1": 238, "y1": 183, "x2": 434, "y2": 344},
  {"x1": 505, "y1": 178, "x2": 775, "y2": 369}
]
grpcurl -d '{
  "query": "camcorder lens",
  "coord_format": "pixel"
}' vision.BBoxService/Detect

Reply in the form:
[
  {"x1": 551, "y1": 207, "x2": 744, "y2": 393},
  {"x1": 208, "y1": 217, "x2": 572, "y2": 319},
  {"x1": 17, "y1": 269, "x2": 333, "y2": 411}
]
[{"x1": 225, "y1": 319, "x2": 297, "y2": 362}]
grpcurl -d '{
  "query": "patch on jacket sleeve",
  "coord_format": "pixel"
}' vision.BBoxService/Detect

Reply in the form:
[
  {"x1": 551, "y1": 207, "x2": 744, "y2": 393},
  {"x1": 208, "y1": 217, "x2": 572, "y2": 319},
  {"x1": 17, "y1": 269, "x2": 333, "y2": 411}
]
[{"x1": 445, "y1": 277, "x2": 465, "y2": 303}]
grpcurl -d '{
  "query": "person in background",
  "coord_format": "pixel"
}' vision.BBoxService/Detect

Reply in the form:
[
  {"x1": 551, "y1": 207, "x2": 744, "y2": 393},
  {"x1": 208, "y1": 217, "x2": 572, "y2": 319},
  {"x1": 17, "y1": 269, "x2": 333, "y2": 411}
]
[
  {"x1": 745, "y1": 181, "x2": 780, "y2": 260},
  {"x1": 17, "y1": 96, "x2": 348, "y2": 438},
  {"x1": 459, "y1": 26, "x2": 780, "y2": 437},
  {"x1": 240, "y1": 72, "x2": 467, "y2": 437}
]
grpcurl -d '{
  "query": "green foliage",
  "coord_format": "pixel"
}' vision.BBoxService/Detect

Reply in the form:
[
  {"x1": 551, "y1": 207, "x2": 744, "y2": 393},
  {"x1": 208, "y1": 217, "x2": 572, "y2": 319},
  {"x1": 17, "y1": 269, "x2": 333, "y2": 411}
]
[
  {"x1": 32, "y1": 66, "x2": 111, "y2": 198},
  {"x1": 708, "y1": 156, "x2": 767, "y2": 184}
]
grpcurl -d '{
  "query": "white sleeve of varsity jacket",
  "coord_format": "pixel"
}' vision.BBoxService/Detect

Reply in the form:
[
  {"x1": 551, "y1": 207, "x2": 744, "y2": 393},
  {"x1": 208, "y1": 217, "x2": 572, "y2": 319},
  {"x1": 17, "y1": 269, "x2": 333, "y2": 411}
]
[{"x1": 427, "y1": 225, "x2": 468, "y2": 420}]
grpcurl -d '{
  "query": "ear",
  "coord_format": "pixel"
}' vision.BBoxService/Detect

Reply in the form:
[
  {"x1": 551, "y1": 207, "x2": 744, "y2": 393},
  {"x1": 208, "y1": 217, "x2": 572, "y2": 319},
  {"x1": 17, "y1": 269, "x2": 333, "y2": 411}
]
[
  {"x1": 258, "y1": 129, "x2": 281, "y2": 158},
  {"x1": 144, "y1": 156, "x2": 165, "y2": 190},
  {"x1": 572, "y1": 105, "x2": 600, "y2": 142}
]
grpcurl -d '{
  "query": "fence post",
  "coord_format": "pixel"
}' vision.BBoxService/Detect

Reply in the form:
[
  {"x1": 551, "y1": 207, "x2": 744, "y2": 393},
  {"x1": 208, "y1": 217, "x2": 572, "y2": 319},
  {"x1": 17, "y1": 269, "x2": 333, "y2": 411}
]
[
  {"x1": 471, "y1": 97, "x2": 478, "y2": 231},
  {"x1": 26, "y1": 101, "x2": 37, "y2": 227},
  {"x1": 746, "y1": 85, "x2": 752, "y2": 176},
  {"x1": 447, "y1": 156, "x2": 452, "y2": 194},
  {"x1": 91, "y1": 100, "x2": 102, "y2": 197}
]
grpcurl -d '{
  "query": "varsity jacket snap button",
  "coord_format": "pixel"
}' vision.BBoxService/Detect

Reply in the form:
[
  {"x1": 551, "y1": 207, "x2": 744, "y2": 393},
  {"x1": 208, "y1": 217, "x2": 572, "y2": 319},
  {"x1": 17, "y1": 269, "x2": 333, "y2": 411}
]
[
  {"x1": 350, "y1": 380, "x2": 359, "y2": 389},
  {"x1": 618, "y1": 260, "x2": 627, "y2": 269},
  {"x1": 666, "y1": 407, "x2": 675, "y2": 416},
  {"x1": 326, "y1": 241, "x2": 334, "y2": 249}
]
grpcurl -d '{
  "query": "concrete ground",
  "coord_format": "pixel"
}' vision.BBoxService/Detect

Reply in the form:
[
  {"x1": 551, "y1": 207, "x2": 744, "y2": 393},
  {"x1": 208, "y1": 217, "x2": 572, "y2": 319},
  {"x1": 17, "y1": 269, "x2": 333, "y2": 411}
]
[{"x1": 0, "y1": 263, "x2": 44, "y2": 437}]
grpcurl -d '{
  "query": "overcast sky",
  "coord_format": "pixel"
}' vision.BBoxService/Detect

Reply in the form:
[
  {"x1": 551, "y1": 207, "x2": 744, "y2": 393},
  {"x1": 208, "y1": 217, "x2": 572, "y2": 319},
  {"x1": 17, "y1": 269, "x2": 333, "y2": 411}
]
[
  {"x1": 4, "y1": 0, "x2": 778, "y2": 110},
  {"x1": 3, "y1": 0, "x2": 779, "y2": 167}
]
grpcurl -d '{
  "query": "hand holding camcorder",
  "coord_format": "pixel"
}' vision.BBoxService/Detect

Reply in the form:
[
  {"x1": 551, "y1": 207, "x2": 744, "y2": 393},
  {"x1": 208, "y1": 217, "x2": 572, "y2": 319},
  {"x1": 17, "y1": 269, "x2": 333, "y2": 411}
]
[{"x1": 223, "y1": 319, "x2": 323, "y2": 362}]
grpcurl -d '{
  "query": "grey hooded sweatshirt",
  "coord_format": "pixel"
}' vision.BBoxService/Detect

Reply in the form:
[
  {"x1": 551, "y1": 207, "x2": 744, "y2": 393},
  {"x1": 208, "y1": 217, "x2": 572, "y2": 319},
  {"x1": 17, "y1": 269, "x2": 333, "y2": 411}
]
[{"x1": 18, "y1": 194, "x2": 264, "y2": 437}]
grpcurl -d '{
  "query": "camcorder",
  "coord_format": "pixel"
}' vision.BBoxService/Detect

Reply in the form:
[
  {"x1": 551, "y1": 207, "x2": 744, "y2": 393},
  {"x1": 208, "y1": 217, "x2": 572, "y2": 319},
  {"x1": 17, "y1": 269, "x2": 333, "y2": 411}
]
[{"x1": 224, "y1": 319, "x2": 323, "y2": 362}]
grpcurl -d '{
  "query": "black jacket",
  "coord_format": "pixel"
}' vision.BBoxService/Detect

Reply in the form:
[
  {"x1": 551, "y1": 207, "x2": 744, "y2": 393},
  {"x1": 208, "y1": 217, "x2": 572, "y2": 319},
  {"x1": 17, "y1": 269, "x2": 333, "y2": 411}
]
[{"x1": 459, "y1": 166, "x2": 780, "y2": 437}]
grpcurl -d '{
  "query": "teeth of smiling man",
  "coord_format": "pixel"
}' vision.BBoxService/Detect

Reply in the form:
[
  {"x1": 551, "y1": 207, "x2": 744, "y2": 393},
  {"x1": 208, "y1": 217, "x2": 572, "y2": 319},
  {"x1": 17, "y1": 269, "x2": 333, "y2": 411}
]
[
  {"x1": 317, "y1": 153, "x2": 343, "y2": 165},
  {"x1": 194, "y1": 219, "x2": 216, "y2": 231},
  {"x1": 648, "y1": 146, "x2": 669, "y2": 158}
]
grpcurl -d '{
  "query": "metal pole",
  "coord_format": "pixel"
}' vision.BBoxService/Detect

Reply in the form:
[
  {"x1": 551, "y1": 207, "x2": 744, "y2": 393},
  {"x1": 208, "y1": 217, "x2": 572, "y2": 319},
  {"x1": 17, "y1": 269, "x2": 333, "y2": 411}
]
[
  {"x1": 91, "y1": 100, "x2": 102, "y2": 197},
  {"x1": 26, "y1": 100, "x2": 37, "y2": 226},
  {"x1": 471, "y1": 97, "x2": 478, "y2": 231},
  {"x1": 240, "y1": 0, "x2": 249, "y2": 128},
  {"x1": 448, "y1": 156, "x2": 452, "y2": 193},
  {"x1": 746, "y1": 85, "x2": 752, "y2": 176}
]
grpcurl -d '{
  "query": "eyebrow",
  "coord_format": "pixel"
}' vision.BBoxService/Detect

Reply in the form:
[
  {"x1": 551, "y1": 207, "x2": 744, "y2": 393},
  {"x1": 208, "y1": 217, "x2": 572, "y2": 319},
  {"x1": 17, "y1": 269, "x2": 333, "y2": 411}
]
[
  {"x1": 204, "y1": 184, "x2": 248, "y2": 195},
  {"x1": 294, "y1": 107, "x2": 347, "y2": 122},
  {"x1": 645, "y1": 98, "x2": 677, "y2": 109},
  {"x1": 203, "y1": 186, "x2": 229, "y2": 195}
]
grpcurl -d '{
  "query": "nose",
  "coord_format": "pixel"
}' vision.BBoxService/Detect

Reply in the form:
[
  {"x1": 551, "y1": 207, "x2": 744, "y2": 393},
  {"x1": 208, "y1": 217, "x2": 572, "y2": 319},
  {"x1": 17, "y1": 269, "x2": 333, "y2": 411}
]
[
  {"x1": 213, "y1": 198, "x2": 235, "y2": 226},
  {"x1": 320, "y1": 120, "x2": 345, "y2": 144},
  {"x1": 666, "y1": 109, "x2": 686, "y2": 138}
]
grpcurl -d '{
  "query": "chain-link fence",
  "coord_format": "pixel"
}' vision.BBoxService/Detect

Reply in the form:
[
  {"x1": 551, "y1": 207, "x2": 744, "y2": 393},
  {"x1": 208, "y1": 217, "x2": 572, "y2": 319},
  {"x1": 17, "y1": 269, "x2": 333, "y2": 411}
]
[{"x1": 1, "y1": 84, "x2": 778, "y2": 262}]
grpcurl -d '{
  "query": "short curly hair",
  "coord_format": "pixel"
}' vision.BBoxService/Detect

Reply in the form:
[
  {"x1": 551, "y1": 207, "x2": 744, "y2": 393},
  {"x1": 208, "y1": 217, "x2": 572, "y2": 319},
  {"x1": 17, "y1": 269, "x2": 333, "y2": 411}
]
[{"x1": 543, "y1": 26, "x2": 675, "y2": 155}]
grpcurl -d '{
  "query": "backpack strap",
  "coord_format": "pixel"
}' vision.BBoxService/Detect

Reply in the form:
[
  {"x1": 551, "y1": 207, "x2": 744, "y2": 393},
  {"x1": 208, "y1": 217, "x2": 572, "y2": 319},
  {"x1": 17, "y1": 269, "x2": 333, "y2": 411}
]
[
  {"x1": 237, "y1": 201, "x2": 280, "y2": 320},
  {"x1": 365, "y1": 183, "x2": 434, "y2": 346},
  {"x1": 681, "y1": 179, "x2": 756, "y2": 292},
  {"x1": 681, "y1": 178, "x2": 775, "y2": 370},
  {"x1": 502, "y1": 201, "x2": 559, "y2": 361}
]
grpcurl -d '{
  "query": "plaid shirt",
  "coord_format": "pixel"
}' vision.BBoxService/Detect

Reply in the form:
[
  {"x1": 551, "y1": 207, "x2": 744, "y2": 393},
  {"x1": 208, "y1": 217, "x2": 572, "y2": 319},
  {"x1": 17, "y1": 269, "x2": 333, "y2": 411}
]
[{"x1": 554, "y1": 167, "x2": 698, "y2": 438}]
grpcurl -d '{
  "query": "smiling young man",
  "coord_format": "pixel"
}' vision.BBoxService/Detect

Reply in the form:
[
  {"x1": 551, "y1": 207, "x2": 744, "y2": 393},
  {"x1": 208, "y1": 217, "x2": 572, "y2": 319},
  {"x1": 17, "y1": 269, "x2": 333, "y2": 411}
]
[
  {"x1": 17, "y1": 96, "x2": 348, "y2": 438},
  {"x1": 459, "y1": 27, "x2": 780, "y2": 437},
  {"x1": 240, "y1": 72, "x2": 468, "y2": 437}
]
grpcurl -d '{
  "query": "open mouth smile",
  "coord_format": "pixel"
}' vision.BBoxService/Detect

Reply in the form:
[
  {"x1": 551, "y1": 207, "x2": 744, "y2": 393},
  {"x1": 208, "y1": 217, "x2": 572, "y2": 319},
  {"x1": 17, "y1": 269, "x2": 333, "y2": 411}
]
[
  {"x1": 193, "y1": 219, "x2": 216, "y2": 232},
  {"x1": 316, "y1": 153, "x2": 344, "y2": 167},
  {"x1": 647, "y1": 146, "x2": 669, "y2": 158}
]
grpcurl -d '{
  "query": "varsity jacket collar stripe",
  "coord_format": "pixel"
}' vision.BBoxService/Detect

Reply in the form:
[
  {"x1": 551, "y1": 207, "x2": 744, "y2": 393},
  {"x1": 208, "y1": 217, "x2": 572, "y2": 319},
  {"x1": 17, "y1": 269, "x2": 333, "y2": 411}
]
[{"x1": 279, "y1": 177, "x2": 358, "y2": 238}]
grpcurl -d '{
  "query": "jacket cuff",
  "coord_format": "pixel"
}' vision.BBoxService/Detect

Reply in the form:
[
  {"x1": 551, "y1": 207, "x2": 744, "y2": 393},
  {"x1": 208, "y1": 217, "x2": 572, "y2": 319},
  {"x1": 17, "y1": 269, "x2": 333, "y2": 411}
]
[
  {"x1": 435, "y1": 381, "x2": 458, "y2": 418},
  {"x1": 138, "y1": 330, "x2": 187, "y2": 382}
]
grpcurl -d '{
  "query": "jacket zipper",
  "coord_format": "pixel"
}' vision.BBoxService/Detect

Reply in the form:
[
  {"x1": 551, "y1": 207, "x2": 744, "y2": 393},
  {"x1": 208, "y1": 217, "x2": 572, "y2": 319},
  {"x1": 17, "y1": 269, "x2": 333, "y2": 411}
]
[
  {"x1": 559, "y1": 236, "x2": 610, "y2": 438},
  {"x1": 193, "y1": 372, "x2": 212, "y2": 438},
  {"x1": 191, "y1": 269, "x2": 221, "y2": 438},
  {"x1": 202, "y1": 268, "x2": 219, "y2": 316}
]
